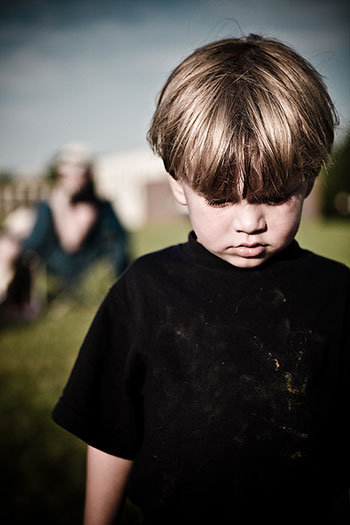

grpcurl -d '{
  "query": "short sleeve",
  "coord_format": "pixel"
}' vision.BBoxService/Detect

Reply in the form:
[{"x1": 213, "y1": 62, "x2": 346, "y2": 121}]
[{"x1": 52, "y1": 286, "x2": 143, "y2": 459}]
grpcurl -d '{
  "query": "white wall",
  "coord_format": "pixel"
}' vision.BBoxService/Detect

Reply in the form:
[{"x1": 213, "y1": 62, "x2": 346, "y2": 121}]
[{"x1": 95, "y1": 147, "x2": 169, "y2": 228}]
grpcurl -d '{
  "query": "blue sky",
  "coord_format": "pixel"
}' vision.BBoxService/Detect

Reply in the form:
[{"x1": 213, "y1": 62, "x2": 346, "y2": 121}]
[{"x1": 0, "y1": 0, "x2": 349, "y2": 173}]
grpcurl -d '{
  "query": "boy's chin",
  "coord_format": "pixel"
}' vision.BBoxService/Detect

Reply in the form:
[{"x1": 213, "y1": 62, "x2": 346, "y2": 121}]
[
  {"x1": 221, "y1": 255, "x2": 268, "y2": 269},
  {"x1": 217, "y1": 249, "x2": 281, "y2": 269}
]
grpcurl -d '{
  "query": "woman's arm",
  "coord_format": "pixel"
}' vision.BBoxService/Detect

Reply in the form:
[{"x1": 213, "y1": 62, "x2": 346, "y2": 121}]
[{"x1": 84, "y1": 445, "x2": 133, "y2": 525}]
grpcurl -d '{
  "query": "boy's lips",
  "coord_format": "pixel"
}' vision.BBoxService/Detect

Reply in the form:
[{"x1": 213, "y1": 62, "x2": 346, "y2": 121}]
[{"x1": 232, "y1": 243, "x2": 267, "y2": 258}]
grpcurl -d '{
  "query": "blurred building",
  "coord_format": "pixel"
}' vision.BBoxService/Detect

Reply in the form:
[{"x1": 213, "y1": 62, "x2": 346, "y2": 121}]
[
  {"x1": 95, "y1": 147, "x2": 185, "y2": 229},
  {"x1": 301, "y1": 177, "x2": 322, "y2": 221}
]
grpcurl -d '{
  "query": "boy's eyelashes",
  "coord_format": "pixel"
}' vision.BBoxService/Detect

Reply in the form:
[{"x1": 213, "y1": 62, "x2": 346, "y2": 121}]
[
  {"x1": 205, "y1": 199, "x2": 232, "y2": 208},
  {"x1": 205, "y1": 192, "x2": 293, "y2": 208},
  {"x1": 259, "y1": 193, "x2": 293, "y2": 205}
]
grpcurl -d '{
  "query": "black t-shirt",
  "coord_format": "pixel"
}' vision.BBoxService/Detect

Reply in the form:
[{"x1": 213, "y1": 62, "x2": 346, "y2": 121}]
[{"x1": 52, "y1": 233, "x2": 350, "y2": 524}]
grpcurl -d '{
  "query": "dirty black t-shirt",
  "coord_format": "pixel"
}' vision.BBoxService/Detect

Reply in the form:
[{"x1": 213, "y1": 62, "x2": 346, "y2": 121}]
[{"x1": 52, "y1": 233, "x2": 350, "y2": 524}]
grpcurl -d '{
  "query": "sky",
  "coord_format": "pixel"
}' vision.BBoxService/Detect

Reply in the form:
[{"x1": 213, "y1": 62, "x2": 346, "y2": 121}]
[{"x1": 0, "y1": 0, "x2": 349, "y2": 174}]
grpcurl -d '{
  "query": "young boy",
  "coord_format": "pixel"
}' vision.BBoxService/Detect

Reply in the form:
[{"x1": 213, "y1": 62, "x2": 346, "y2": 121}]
[{"x1": 52, "y1": 35, "x2": 349, "y2": 524}]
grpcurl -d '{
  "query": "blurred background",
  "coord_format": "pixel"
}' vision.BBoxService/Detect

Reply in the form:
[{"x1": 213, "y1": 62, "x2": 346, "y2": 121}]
[{"x1": 0, "y1": 1, "x2": 349, "y2": 523}]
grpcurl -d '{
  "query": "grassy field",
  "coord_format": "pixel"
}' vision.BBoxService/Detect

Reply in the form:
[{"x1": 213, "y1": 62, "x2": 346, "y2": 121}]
[
  {"x1": 296, "y1": 217, "x2": 350, "y2": 267},
  {"x1": 0, "y1": 217, "x2": 348, "y2": 523}
]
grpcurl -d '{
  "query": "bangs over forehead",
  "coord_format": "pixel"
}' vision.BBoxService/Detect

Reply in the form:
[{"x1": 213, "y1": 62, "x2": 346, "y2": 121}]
[{"x1": 148, "y1": 35, "x2": 337, "y2": 203}]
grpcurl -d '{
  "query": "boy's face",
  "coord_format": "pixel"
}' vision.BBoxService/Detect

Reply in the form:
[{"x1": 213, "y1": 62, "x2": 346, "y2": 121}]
[{"x1": 169, "y1": 175, "x2": 312, "y2": 269}]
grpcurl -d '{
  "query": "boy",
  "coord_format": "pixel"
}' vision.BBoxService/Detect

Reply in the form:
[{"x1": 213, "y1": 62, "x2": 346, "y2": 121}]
[{"x1": 52, "y1": 35, "x2": 349, "y2": 524}]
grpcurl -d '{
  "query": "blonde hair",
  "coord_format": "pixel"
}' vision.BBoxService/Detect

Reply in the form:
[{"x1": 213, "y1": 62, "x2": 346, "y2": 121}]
[{"x1": 148, "y1": 34, "x2": 338, "y2": 203}]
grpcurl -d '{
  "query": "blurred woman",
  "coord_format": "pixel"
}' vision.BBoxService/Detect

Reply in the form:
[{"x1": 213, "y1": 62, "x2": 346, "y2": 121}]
[{"x1": 1, "y1": 143, "x2": 130, "y2": 318}]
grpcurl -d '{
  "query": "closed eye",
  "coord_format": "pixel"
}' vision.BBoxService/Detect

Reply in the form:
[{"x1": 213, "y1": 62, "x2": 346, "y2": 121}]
[
  {"x1": 205, "y1": 199, "x2": 232, "y2": 208},
  {"x1": 266, "y1": 194, "x2": 291, "y2": 205},
  {"x1": 253, "y1": 190, "x2": 295, "y2": 206}
]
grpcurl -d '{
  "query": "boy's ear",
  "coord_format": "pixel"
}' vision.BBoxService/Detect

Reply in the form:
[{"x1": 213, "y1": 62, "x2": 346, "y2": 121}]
[
  {"x1": 305, "y1": 178, "x2": 315, "y2": 198},
  {"x1": 167, "y1": 174, "x2": 188, "y2": 206}
]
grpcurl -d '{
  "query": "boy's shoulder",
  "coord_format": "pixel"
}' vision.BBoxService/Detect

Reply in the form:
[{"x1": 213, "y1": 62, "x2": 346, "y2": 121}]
[
  {"x1": 131, "y1": 241, "x2": 187, "y2": 271},
  {"x1": 104, "y1": 241, "x2": 189, "y2": 311},
  {"x1": 297, "y1": 246, "x2": 349, "y2": 277},
  {"x1": 289, "y1": 247, "x2": 349, "y2": 299},
  {"x1": 290, "y1": 247, "x2": 349, "y2": 304},
  {"x1": 110, "y1": 240, "x2": 189, "y2": 292}
]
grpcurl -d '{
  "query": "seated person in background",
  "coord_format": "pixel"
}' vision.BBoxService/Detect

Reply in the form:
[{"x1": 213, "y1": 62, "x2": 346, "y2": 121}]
[
  {"x1": 23, "y1": 143, "x2": 130, "y2": 284},
  {"x1": 1, "y1": 143, "x2": 130, "y2": 317}
]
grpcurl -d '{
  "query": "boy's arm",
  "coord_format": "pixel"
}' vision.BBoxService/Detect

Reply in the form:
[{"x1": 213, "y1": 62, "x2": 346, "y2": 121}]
[{"x1": 84, "y1": 445, "x2": 133, "y2": 525}]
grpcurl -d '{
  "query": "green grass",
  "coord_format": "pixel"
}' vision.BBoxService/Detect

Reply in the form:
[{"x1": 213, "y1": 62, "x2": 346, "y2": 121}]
[
  {"x1": 0, "y1": 217, "x2": 348, "y2": 524},
  {"x1": 0, "y1": 308, "x2": 95, "y2": 524},
  {"x1": 131, "y1": 217, "x2": 191, "y2": 257},
  {"x1": 296, "y1": 217, "x2": 350, "y2": 267}
]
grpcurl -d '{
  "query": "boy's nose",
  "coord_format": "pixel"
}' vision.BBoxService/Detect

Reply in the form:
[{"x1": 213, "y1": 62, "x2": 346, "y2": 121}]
[{"x1": 232, "y1": 202, "x2": 267, "y2": 234}]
